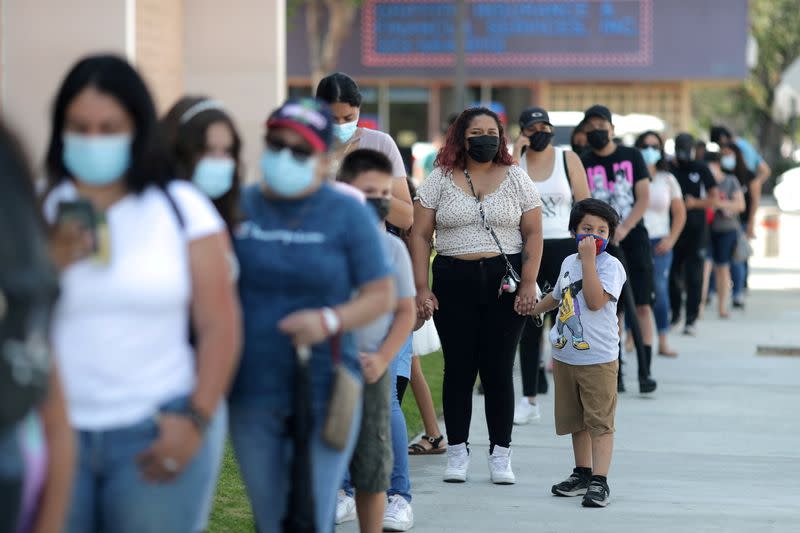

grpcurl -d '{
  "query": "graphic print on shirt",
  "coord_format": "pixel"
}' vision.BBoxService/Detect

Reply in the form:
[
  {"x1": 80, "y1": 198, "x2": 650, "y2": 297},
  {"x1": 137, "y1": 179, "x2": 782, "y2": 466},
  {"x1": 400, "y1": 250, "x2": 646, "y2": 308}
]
[
  {"x1": 540, "y1": 193, "x2": 566, "y2": 219},
  {"x1": 554, "y1": 271, "x2": 590, "y2": 351},
  {"x1": 586, "y1": 161, "x2": 635, "y2": 219}
]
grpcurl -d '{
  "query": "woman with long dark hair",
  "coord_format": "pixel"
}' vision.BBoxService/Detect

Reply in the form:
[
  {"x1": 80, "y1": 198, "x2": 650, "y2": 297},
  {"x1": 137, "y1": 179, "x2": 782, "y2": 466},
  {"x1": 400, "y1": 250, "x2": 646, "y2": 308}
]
[
  {"x1": 410, "y1": 107, "x2": 543, "y2": 484},
  {"x1": 160, "y1": 96, "x2": 243, "y2": 533},
  {"x1": 635, "y1": 131, "x2": 686, "y2": 357},
  {"x1": 41, "y1": 55, "x2": 241, "y2": 533}
]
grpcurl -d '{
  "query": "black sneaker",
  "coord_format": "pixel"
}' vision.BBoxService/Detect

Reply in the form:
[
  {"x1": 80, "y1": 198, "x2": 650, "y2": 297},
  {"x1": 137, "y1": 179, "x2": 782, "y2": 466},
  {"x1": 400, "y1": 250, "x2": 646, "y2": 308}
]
[
  {"x1": 551, "y1": 469, "x2": 591, "y2": 497},
  {"x1": 582, "y1": 479, "x2": 610, "y2": 508}
]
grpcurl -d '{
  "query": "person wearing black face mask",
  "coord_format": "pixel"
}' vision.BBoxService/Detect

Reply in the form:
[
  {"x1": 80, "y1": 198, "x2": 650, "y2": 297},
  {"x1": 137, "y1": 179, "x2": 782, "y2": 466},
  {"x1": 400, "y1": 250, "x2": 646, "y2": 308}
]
[
  {"x1": 410, "y1": 107, "x2": 543, "y2": 484},
  {"x1": 580, "y1": 105, "x2": 657, "y2": 394},
  {"x1": 511, "y1": 107, "x2": 591, "y2": 424},
  {"x1": 668, "y1": 133, "x2": 718, "y2": 335}
]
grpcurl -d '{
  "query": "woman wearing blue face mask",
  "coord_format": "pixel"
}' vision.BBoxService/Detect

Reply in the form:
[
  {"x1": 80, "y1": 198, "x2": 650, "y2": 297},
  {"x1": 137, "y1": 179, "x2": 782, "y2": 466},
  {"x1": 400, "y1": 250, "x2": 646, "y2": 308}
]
[
  {"x1": 41, "y1": 55, "x2": 242, "y2": 533},
  {"x1": 162, "y1": 96, "x2": 242, "y2": 229},
  {"x1": 161, "y1": 96, "x2": 243, "y2": 533},
  {"x1": 635, "y1": 131, "x2": 686, "y2": 357},
  {"x1": 229, "y1": 98, "x2": 396, "y2": 533},
  {"x1": 316, "y1": 72, "x2": 414, "y2": 231}
]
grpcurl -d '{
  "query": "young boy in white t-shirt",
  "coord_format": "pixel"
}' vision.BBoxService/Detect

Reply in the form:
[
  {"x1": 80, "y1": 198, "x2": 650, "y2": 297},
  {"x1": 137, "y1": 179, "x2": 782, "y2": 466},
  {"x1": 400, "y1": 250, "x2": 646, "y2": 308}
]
[{"x1": 530, "y1": 198, "x2": 626, "y2": 508}]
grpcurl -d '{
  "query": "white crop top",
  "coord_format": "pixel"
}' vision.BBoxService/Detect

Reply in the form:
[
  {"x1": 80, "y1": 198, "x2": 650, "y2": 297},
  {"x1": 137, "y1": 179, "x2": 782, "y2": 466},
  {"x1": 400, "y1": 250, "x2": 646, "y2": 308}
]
[
  {"x1": 417, "y1": 165, "x2": 542, "y2": 256},
  {"x1": 520, "y1": 147, "x2": 573, "y2": 240}
]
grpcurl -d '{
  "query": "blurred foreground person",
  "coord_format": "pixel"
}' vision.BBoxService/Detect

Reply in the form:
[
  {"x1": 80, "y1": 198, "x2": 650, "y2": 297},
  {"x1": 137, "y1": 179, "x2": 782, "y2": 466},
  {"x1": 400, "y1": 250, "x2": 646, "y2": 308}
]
[
  {"x1": 42, "y1": 54, "x2": 241, "y2": 533},
  {"x1": 1, "y1": 123, "x2": 73, "y2": 533},
  {"x1": 229, "y1": 99, "x2": 395, "y2": 533}
]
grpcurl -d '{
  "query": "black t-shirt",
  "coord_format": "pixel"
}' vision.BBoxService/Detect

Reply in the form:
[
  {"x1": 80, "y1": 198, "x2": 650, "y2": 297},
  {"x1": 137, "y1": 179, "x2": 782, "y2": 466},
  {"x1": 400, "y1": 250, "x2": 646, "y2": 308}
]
[
  {"x1": 581, "y1": 145, "x2": 650, "y2": 226},
  {"x1": 669, "y1": 160, "x2": 717, "y2": 228}
]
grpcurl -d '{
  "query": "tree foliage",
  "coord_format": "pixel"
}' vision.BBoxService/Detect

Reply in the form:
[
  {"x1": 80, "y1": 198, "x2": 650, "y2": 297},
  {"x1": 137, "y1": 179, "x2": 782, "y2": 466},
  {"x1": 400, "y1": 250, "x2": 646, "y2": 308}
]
[
  {"x1": 289, "y1": 0, "x2": 361, "y2": 91},
  {"x1": 693, "y1": 0, "x2": 800, "y2": 169}
]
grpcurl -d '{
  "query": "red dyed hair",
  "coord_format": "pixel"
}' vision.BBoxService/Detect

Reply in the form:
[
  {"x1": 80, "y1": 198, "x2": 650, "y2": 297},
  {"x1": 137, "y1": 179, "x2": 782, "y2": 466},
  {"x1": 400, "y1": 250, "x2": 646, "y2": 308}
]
[{"x1": 434, "y1": 107, "x2": 514, "y2": 171}]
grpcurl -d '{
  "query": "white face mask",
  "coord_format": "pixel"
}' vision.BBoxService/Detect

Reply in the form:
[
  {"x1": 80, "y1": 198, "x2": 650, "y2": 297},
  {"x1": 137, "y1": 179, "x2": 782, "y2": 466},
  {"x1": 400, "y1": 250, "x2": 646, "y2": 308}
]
[{"x1": 720, "y1": 154, "x2": 737, "y2": 171}]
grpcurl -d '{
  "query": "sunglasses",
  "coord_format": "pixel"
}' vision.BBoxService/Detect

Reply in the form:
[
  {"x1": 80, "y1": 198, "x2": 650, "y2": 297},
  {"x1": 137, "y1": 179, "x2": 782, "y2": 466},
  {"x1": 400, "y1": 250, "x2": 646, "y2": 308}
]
[{"x1": 265, "y1": 138, "x2": 314, "y2": 161}]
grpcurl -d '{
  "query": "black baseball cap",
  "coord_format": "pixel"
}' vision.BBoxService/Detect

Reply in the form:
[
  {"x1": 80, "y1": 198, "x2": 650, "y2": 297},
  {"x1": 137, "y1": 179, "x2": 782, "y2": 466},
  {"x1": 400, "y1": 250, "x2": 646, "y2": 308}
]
[
  {"x1": 266, "y1": 98, "x2": 333, "y2": 152},
  {"x1": 583, "y1": 104, "x2": 613, "y2": 124},
  {"x1": 519, "y1": 107, "x2": 552, "y2": 129}
]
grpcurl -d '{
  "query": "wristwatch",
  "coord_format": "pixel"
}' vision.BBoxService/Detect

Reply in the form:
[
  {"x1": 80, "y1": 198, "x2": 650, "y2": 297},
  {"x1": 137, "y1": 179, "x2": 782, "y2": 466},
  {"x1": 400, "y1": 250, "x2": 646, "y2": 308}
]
[
  {"x1": 184, "y1": 405, "x2": 211, "y2": 435},
  {"x1": 320, "y1": 307, "x2": 342, "y2": 336}
]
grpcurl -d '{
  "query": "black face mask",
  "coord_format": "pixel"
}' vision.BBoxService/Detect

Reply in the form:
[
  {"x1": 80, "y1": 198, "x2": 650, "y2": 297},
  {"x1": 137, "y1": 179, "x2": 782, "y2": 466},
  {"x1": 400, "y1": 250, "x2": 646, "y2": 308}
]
[
  {"x1": 528, "y1": 131, "x2": 554, "y2": 152},
  {"x1": 366, "y1": 196, "x2": 391, "y2": 221},
  {"x1": 587, "y1": 129, "x2": 610, "y2": 151},
  {"x1": 675, "y1": 150, "x2": 693, "y2": 163},
  {"x1": 467, "y1": 135, "x2": 500, "y2": 163}
]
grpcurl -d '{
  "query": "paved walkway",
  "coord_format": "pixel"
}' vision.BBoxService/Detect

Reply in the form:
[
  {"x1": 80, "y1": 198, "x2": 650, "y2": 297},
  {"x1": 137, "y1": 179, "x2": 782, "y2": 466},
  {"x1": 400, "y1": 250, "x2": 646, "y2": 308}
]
[{"x1": 340, "y1": 209, "x2": 800, "y2": 533}]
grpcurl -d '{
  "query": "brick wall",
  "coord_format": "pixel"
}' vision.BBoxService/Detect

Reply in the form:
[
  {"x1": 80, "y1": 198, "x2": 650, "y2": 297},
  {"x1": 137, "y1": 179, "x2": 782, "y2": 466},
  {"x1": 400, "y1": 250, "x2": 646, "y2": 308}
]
[{"x1": 136, "y1": 0, "x2": 184, "y2": 113}]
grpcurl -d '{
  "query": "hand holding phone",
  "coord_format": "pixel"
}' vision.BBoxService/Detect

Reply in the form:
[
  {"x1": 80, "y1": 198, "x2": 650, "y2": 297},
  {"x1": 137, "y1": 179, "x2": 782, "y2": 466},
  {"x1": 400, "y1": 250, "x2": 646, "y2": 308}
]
[{"x1": 51, "y1": 200, "x2": 97, "y2": 269}]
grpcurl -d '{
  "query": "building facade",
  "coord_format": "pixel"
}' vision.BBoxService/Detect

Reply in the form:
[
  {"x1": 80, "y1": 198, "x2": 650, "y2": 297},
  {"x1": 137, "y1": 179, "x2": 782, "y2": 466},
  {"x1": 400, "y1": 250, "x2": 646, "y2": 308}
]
[
  {"x1": 1, "y1": 0, "x2": 286, "y2": 180},
  {"x1": 287, "y1": 0, "x2": 749, "y2": 146}
]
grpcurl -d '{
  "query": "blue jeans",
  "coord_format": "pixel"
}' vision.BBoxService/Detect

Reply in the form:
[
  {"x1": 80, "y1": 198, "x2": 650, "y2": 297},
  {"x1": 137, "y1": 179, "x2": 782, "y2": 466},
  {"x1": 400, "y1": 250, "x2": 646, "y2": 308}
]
[
  {"x1": 230, "y1": 395, "x2": 362, "y2": 533},
  {"x1": 731, "y1": 224, "x2": 748, "y2": 300},
  {"x1": 651, "y1": 238, "x2": 674, "y2": 334},
  {"x1": 66, "y1": 397, "x2": 213, "y2": 533},
  {"x1": 194, "y1": 401, "x2": 228, "y2": 532},
  {"x1": 388, "y1": 346, "x2": 412, "y2": 503}
]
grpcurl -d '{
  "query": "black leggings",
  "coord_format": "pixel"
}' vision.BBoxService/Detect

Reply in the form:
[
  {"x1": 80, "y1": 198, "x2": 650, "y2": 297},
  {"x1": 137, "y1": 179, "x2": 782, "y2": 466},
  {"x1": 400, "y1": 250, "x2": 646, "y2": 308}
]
[
  {"x1": 396, "y1": 376, "x2": 409, "y2": 405},
  {"x1": 519, "y1": 238, "x2": 576, "y2": 397},
  {"x1": 670, "y1": 223, "x2": 708, "y2": 326},
  {"x1": 432, "y1": 254, "x2": 527, "y2": 448}
]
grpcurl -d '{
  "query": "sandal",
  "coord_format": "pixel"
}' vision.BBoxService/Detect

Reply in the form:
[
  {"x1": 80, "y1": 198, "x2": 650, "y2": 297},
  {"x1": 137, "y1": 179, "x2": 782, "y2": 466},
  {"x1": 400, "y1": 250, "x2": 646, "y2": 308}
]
[
  {"x1": 408, "y1": 434, "x2": 447, "y2": 455},
  {"x1": 658, "y1": 348, "x2": 678, "y2": 358}
]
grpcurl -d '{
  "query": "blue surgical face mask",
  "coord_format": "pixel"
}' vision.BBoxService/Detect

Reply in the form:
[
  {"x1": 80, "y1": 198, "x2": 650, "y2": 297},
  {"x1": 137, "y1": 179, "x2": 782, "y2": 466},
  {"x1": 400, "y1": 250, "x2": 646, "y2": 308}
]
[
  {"x1": 261, "y1": 148, "x2": 317, "y2": 197},
  {"x1": 332, "y1": 120, "x2": 358, "y2": 144},
  {"x1": 640, "y1": 146, "x2": 662, "y2": 166},
  {"x1": 62, "y1": 133, "x2": 132, "y2": 186},
  {"x1": 192, "y1": 157, "x2": 235, "y2": 199},
  {"x1": 720, "y1": 154, "x2": 737, "y2": 171}
]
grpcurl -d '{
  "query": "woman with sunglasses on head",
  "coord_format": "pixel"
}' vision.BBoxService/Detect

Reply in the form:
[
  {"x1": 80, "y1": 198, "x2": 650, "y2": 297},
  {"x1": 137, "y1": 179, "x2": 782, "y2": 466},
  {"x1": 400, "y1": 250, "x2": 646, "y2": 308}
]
[
  {"x1": 229, "y1": 98, "x2": 396, "y2": 533},
  {"x1": 316, "y1": 72, "x2": 413, "y2": 231},
  {"x1": 635, "y1": 131, "x2": 686, "y2": 357},
  {"x1": 511, "y1": 107, "x2": 590, "y2": 425},
  {"x1": 41, "y1": 55, "x2": 241, "y2": 533},
  {"x1": 410, "y1": 107, "x2": 543, "y2": 485},
  {"x1": 160, "y1": 96, "x2": 243, "y2": 533}
]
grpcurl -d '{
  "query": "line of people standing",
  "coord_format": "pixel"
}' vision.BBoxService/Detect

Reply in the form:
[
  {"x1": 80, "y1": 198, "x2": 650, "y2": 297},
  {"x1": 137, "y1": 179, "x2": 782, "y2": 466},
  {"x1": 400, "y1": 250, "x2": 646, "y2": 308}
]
[{"x1": 3, "y1": 51, "x2": 770, "y2": 532}]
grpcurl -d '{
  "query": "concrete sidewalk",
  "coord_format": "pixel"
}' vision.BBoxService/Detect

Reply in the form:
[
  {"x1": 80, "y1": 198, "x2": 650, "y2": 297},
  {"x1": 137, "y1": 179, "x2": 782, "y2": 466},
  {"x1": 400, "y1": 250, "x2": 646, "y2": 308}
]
[{"x1": 339, "y1": 212, "x2": 800, "y2": 533}]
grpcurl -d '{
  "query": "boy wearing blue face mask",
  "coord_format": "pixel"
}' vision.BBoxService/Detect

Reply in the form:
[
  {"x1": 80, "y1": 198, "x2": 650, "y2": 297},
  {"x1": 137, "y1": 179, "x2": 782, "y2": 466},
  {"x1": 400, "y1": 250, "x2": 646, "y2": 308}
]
[{"x1": 529, "y1": 199, "x2": 626, "y2": 509}]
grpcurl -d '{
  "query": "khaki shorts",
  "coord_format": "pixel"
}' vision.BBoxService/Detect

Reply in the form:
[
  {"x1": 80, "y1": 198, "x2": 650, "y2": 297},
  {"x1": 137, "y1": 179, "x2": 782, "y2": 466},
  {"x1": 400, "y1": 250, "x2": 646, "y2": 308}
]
[
  {"x1": 553, "y1": 359, "x2": 618, "y2": 437},
  {"x1": 349, "y1": 369, "x2": 393, "y2": 493}
]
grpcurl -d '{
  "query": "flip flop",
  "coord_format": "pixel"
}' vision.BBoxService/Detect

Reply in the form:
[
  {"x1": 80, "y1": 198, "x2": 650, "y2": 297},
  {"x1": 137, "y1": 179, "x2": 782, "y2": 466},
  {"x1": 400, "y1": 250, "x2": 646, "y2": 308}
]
[{"x1": 408, "y1": 434, "x2": 447, "y2": 455}]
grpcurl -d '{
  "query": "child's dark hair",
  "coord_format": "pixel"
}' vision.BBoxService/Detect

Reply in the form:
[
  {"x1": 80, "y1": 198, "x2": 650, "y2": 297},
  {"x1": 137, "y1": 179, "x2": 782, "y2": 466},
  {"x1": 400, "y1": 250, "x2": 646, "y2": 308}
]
[
  {"x1": 337, "y1": 148, "x2": 393, "y2": 184},
  {"x1": 568, "y1": 199, "x2": 620, "y2": 241}
]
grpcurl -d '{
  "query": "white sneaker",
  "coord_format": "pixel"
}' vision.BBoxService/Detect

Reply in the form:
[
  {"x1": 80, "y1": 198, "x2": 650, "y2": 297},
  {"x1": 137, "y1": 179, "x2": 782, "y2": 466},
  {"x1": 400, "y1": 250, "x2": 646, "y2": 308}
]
[
  {"x1": 335, "y1": 490, "x2": 356, "y2": 524},
  {"x1": 488, "y1": 445, "x2": 516, "y2": 485},
  {"x1": 513, "y1": 397, "x2": 541, "y2": 425},
  {"x1": 383, "y1": 494, "x2": 414, "y2": 531},
  {"x1": 443, "y1": 442, "x2": 469, "y2": 482}
]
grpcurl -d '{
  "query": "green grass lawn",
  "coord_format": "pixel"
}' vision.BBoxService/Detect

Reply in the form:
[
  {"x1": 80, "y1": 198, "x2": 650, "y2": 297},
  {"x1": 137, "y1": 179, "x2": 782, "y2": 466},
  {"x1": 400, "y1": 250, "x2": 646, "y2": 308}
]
[{"x1": 209, "y1": 351, "x2": 444, "y2": 532}]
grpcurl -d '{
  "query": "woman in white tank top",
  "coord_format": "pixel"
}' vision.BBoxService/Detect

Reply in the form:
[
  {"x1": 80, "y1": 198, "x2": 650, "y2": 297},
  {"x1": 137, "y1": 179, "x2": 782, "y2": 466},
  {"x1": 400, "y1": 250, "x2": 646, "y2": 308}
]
[{"x1": 512, "y1": 107, "x2": 591, "y2": 424}]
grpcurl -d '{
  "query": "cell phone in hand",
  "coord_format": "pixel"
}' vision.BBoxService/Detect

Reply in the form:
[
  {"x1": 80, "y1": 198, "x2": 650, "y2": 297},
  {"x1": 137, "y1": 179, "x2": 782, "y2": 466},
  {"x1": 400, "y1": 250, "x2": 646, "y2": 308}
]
[
  {"x1": 55, "y1": 200, "x2": 111, "y2": 264},
  {"x1": 56, "y1": 199, "x2": 97, "y2": 251}
]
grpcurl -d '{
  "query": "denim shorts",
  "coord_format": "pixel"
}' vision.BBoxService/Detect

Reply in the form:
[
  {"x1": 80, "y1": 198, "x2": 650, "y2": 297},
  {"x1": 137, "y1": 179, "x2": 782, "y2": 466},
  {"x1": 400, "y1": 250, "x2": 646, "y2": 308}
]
[{"x1": 711, "y1": 229, "x2": 738, "y2": 266}]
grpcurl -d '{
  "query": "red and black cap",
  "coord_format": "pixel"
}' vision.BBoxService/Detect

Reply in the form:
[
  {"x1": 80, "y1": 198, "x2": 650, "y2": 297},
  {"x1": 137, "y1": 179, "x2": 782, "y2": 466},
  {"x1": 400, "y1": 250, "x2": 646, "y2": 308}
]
[{"x1": 266, "y1": 98, "x2": 333, "y2": 152}]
